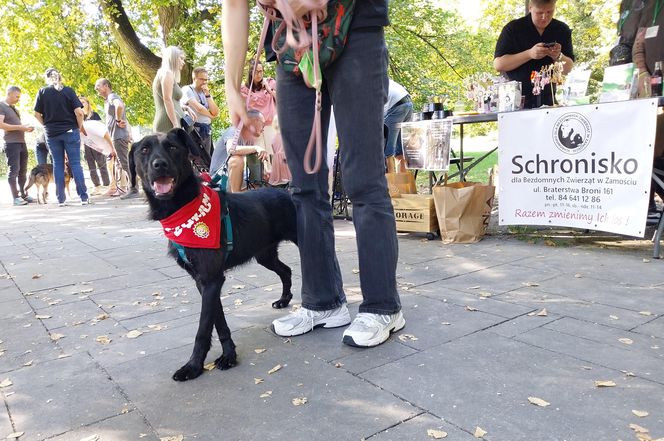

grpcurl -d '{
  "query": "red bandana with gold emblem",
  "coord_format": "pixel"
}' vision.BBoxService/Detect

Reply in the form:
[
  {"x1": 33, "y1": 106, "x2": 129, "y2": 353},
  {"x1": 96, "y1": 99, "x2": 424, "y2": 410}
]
[{"x1": 159, "y1": 185, "x2": 221, "y2": 249}]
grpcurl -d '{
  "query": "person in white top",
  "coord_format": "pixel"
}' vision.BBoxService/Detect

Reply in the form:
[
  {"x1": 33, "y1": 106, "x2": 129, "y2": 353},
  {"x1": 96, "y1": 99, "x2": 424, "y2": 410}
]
[
  {"x1": 181, "y1": 67, "x2": 219, "y2": 155},
  {"x1": 383, "y1": 79, "x2": 413, "y2": 173}
]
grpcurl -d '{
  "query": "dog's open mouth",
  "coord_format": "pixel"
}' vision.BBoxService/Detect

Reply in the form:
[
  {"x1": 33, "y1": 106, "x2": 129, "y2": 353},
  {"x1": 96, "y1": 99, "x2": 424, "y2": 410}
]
[{"x1": 152, "y1": 177, "x2": 175, "y2": 196}]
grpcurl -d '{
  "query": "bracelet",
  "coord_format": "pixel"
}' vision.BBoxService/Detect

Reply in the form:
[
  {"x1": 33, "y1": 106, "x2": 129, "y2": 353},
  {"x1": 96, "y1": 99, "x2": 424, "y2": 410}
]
[
  {"x1": 556, "y1": 53, "x2": 563, "y2": 61},
  {"x1": 204, "y1": 95, "x2": 211, "y2": 98}
]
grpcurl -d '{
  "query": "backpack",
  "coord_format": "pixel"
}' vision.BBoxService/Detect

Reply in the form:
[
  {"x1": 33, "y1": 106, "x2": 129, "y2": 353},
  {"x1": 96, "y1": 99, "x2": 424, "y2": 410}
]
[{"x1": 265, "y1": 0, "x2": 355, "y2": 87}]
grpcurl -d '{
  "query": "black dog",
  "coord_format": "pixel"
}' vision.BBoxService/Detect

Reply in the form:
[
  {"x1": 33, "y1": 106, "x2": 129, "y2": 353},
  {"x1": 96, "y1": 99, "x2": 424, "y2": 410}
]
[{"x1": 130, "y1": 129, "x2": 297, "y2": 381}]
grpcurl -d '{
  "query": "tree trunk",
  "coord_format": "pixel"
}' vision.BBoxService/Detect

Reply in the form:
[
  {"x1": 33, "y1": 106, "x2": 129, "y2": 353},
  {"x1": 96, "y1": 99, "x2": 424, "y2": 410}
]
[{"x1": 99, "y1": 0, "x2": 161, "y2": 85}]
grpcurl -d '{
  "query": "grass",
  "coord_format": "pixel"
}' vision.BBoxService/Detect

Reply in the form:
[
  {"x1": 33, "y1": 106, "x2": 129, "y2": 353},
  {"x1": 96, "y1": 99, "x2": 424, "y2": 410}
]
[{"x1": 413, "y1": 149, "x2": 498, "y2": 191}]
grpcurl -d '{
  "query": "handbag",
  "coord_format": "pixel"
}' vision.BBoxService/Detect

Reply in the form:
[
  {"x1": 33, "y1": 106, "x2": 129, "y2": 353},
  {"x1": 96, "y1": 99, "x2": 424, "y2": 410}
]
[{"x1": 432, "y1": 179, "x2": 495, "y2": 244}]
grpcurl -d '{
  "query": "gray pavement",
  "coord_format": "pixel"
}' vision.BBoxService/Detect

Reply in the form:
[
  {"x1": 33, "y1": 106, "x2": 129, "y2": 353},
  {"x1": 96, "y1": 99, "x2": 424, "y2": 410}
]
[{"x1": 1, "y1": 190, "x2": 664, "y2": 441}]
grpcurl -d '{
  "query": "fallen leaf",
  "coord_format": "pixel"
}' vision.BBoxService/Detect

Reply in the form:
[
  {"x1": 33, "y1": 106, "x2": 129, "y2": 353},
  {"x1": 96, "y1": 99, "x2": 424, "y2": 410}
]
[
  {"x1": 96, "y1": 313, "x2": 109, "y2": 321},
  {"x1": 160, "y1": 436, "x2": 184, "y2": 441},
  {"x1": 95, "y1": 335, "x2": 111, "y2": 345},
  {"x1": 574, "y1": 273, "x2": 582, "y2": 278},
  {"x1": 609, "y1": 315, "x2": 619, "y2": 320},
  {"x1": 0, "y1": 378, "x2": 13, "y2": 388},
  {"x1": 203, "y1": 362, "x2": 216, "y2": 371},
  {"x1": 398, "y1": 334, "x2": 419, "y2": 342},
  {"x1": 581, "y1": 365, "x2": 593, "y2": 370},
  {"x1": 292, "y1": 397, "x2": 307, "y2": 406},
  {"x1": 474, "y1": 426, "x2": 487, "y2": 438},
  {"x1": 643, "y1": 258, "x2": 651, "y2": 263},
  {"x1": 120, "y1": 407, "x2": 129, "y2": 414},
  {"x1": 469, "y1": 285, "x2": 481, "y2": 290},
  {"x1": 528, "y1": 396, "x2": 551, "y2": 407},
  {"x1": 334, "y1": 362, "x2": 344, "y2": 368},
  {"x1": 23, "y1": 360, "x2": 33, "y2": 367},
  {"x1": 232, "y1": 285, "x2": 245, "y2": 290},
  {"x1": 32, "y1": 273, "x2": 42, "y2": 279},
  {"x1": 254, "y1": 348, "x2": 267, "y2": 354},
  {"x1": 632, "y1": 410, "x2": 650, "y2": 418},
  {"x1": 268, "y1": 364, "x2": 282, "y2": 374},
  {"x1": 126, "y1": 330, "x2": 143, "y2": 339},
  {"x1": 264, "y1": 287, "x2": 273, "y2": 292},
  {"x1": 234, "y1": 299, "x2": 243, "y2": 306},
  {"x1": 427, "y1": 429, "x2": 448, "y2": 439},
  {"x1": 80, "y1": 288, "x2": 93, "y2": 294},
  {"x1": 260, "y1": 391, "x2": 272, "y2": 398},
  {"x1": 536, "y1": 308, "x2": 548, "y2": 317},
  {"x1": 465, "y1": 306, "x2": 478, "y2": 312},
  {"x1": 619, "y1": 338, "x2": 634, "y2": 345},
  {"x1": 254, "y1": 378, "x2": 263, "y2": 385},
  {"x1": 478, "y1": 291, "x2": 492, "y2": 297},
  {"x1": 50, "y1": 333, "x2": 65, "y2": 341},
  {"x1": 544, "y1": 239, "x2": 556, "y2": 247},
  {"x1": 35, "y1": 314, "x2": 51, "y2": 319},
  {"x1": 441, "y1": 322, "x2": 452, "y2": 326},
  {"x1": 58, "y1": 354, "x2": 72, "y2": 359},
  {"x1": 629, "y1": 423, "x2": 649, "y2": 433},
  {"x1": 6, "y1": 433, "x2": 24, "y2": 439},
  {"x1": 79, "y1": 435, "x2": 100, "y2": 441},
  {"x1": 523, "y1": 282, "x2": 539, "y2": 287},
  {"x1": 594, "y1": 380, "x2": 616, "y2": 387},
  {"x1": 639, "y1": 311, "x2": 653, "y2": 316}
]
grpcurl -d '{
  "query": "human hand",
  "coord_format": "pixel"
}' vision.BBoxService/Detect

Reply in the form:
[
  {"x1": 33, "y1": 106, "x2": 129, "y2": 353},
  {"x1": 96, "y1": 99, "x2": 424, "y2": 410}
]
[
  {"x1": 23, "y1": 125, "x2": 35, "y2": 133},
  {"x1": 548, "y1": 43, "x2": 562, "y2": 61},
  {"x1": 79, "y1": 125, "x2": 88, "y2": 137},
  {"x1": 529, "y1": 43, "x2": 551, "y2": 60},
  {"x1": 256, "y1": 147, "x2": 269, "y2": 161},
  {"x1": 637, "y1": 71, "x2": 652, "y2": 98},
  {"x1": 186, "y1": 107, "x2": 198, "y2": 122},
  {"x1": 287, "y1": 0, "x2": 310, "y2": 17},
  {"x1": 226, "y1": 88, "x2": 252, "y2": 131},
  {"x1": 116, "y1": 119, "x2": 127, "y2": 129},
  {"x1": 201, "y1": 84, "x2": 210, "y2": 96}
]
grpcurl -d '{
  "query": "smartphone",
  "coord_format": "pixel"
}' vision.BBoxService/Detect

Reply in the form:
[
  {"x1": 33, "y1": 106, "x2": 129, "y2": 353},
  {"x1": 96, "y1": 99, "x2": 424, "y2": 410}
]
[{"x1": 543, "y1": 42, "x2": 557, "y2": 48}]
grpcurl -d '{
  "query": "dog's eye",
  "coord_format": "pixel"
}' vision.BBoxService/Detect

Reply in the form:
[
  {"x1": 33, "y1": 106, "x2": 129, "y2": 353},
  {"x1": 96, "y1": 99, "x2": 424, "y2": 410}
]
[
  {"x1": 141, "y1": 147, "x2": 149, "y2": 155},
  {"x1": 169, "y1": 144, "x2": 178, "y2": 152}
]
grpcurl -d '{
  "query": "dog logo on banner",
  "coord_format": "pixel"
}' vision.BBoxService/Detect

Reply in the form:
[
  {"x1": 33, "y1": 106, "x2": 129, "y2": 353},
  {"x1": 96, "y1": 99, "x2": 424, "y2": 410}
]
[{"x1": 552, "y1": 112, "x2": 592, "y2": 154}]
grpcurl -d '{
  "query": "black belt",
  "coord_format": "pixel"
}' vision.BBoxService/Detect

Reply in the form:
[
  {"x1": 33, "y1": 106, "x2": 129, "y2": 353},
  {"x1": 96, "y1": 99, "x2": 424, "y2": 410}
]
[{"x1": 393, "y1": 95, "x2": 411, "y2": 108}]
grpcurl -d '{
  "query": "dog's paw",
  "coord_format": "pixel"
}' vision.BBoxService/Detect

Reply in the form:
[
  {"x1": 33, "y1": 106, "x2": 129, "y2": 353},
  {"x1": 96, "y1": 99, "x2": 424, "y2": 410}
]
[
  {"x1": 172, "y1": 363, "x2": 204, "y2": 381},
  {"x1": 271, "y1": 294, "x2": 293, "y2": 309},
  {"x1": 214, "y1": 351, "x2": 238, "y2": 370}
]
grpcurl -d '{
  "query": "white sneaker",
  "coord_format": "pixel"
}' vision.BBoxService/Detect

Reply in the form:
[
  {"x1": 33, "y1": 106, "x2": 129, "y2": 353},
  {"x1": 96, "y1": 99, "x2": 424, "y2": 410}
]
[
  {"x1": 272, "y1": 303, "x2": 351, "y2": 337},
  {"x1": 342, "y1": 311, "x2": 405, "y2": 348}
]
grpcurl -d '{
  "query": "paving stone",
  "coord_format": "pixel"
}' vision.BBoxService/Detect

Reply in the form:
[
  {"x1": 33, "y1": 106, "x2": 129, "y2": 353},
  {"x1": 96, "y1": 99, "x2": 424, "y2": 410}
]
[
  {"x1": 106, "y1": 327, "x2": 419, "y2": 441},
  {"x1": 634, "y1": 316, "x2": 664, "y2": 339},
  {"x1": 543, "y1": 317, "x2": 664, "y2": 360},
  {"x1": 370, "y1": 413, "x2": 477, "y2": 441},
  {"x1": 3, "y1": 352, "x2": 129, "y2": 441},
  {"x1": 0, "y1": 285, "x2": 24, "y2": 304},
  {"x1": 0, "y1": 408, "x2": 12, "y2": 441},
  {"x1": 499, "y1": 287, "x2": 655, "y2": 330},
  {"x1": 0, "y1": 314, "x2": 61, "y2": 375},
  {"x1": 362, "y1": 332, "x2": 664, "y2": 441},
  {"x1": 488, "y1": 314, "x2": 559, "y2": 338},
  {"x1": 515, "y1": 326, "x2": 664, "y2": 385},
  {"x1": 45, "y1": 411, "x2": 158, "y2": 441}
]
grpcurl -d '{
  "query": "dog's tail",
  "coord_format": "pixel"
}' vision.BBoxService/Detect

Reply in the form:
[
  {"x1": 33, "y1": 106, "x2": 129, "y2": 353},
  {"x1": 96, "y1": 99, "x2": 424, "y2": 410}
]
[{"x1": 25, "y1": 170, "x2": 38, "y2": 192}]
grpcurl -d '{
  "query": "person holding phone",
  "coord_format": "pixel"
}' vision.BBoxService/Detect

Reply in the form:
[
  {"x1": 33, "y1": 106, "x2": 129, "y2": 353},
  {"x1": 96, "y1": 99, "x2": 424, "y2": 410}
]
[{"x1": 493, "y1": 0, "x2": 575, "y2": 108}]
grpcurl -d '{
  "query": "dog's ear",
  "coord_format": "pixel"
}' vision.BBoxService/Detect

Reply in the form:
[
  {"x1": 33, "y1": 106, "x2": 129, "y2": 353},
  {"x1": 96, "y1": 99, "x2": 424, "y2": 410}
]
[
  {"x1": 127, "y1": 140, "x2": 139, "y2": 189},
  {"x1": 168, "y1": 128, "x2": 210, "y2": 168}
]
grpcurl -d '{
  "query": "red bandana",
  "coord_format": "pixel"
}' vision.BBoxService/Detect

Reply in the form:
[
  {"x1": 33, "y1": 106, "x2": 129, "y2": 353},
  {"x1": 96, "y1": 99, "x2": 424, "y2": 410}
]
[{"x1": 159, "y1": 185, "x2": 221, "y2": 249}]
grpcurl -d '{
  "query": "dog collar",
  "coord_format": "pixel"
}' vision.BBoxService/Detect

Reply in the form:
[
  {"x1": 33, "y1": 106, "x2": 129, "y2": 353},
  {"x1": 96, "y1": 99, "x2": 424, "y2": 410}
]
[{"x1": 159, "y1": 185, "x2": 221, "y2": 249}]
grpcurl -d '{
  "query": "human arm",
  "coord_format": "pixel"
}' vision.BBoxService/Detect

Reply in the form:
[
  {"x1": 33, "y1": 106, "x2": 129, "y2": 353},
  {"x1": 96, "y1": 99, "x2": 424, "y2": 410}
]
[
  {"x1": 34, "y1": 111, "x2": 44, "y2": 125},
  {"x1": 494, "y1": 43, "x2": 552, "y2": 72},
  {"x1": 633, "y1": 28, "x2": 650, "y2": 97},
  {"x1": 225, "y1": 138, "x2": 269, "y2": 161},
  {"x1": 103, "y1": 132, "x2": 117, "y2": 158},
  {"x1": 160, "y1": 71, "x2": 181, "y2": 129},
  {"x1": 262, "y1": 78, "x2": 277, "y2": 102},
  {"x1": 74, "y1": 107, "x2": 87, "y2": 136},
  {"x1": 0, "y1": 115, "x2": 33, "y2": 132},
  {"x1": 111, "y1": 97, "x2": 127, "y2": 129},
  {"x1": 222, "y1": 0, "x2": 250, "y2": 128}
]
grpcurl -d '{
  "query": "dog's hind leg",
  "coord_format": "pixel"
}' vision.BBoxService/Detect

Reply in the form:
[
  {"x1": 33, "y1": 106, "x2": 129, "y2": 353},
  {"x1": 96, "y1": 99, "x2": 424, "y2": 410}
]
[
  {"x1": 255, "y1": 246, "x2": 293, "y2": 309},
  {"x1": 172, "y1": 278, "x2": 229, "y2": 381}
]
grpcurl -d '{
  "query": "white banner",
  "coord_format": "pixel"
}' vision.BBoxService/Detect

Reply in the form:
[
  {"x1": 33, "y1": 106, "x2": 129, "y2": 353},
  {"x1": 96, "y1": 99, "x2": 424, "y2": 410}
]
[{"x1": 498, "y1": 99, "x2": 658, "y2": 237}]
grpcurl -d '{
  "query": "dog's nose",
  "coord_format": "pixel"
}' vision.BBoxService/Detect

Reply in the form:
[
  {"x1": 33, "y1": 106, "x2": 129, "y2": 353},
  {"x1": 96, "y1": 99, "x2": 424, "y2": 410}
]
[{"x1": 151, "y1": 158, "x2": 168, "y2": 170}]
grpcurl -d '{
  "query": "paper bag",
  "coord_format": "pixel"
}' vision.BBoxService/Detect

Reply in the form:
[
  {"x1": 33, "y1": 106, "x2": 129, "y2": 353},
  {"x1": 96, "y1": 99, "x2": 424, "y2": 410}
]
[
  {"x1": 385, "y1": 172, "x2": 417, "y2": 198},
  {"x1": 433, "y1": 181, "x2": 495, "y2": 243}
]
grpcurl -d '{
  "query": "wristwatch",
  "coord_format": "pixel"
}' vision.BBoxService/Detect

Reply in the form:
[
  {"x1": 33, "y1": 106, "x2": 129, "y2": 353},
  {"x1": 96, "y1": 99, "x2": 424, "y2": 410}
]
[{"x1": 556, "y1": 52, "x2": 563, "y2": 61}]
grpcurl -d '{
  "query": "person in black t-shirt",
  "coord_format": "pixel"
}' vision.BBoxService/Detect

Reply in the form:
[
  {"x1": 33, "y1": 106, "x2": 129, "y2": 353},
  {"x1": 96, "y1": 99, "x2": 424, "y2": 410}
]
[
  {"x1": 494, "y1": 0, "x2": 575, "y2": 108},
  {"x1": 34, "y1": 68, "x2": 90, "y2": 206}
]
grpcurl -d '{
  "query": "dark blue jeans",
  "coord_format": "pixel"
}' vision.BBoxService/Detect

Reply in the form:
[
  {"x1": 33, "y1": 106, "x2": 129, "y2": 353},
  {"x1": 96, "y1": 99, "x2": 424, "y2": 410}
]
[
  {"x1": 384, "y1": 100, "x2": 413, "y2": 157},
  {"x1": 277, "y1": 27, "x2": 400, "y2": 315},
  {"x1": 46, "y1": 129, "x2": 88, "y2": 203}
]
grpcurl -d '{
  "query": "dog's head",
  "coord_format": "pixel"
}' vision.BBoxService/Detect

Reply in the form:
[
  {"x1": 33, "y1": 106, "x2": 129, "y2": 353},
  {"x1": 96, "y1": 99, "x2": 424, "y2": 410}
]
[{"x1": 131, "y1": 128, "x2": 200, "y2": 200}]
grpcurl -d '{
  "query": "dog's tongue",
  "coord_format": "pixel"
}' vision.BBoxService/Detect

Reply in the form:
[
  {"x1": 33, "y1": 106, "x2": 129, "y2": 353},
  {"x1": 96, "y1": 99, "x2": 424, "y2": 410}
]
[{"x1": 152, "y1": 177, "x2": 174, "y2": 194}]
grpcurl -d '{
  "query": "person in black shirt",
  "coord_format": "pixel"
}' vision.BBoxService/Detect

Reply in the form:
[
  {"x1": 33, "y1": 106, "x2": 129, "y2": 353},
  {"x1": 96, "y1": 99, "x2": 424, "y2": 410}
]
[
  {"x1": 494, "y1": 0, "x2": 575, "y2": 108},
  {"x1": 34, "y1": 68, "x2": 90, "y2": 206}
]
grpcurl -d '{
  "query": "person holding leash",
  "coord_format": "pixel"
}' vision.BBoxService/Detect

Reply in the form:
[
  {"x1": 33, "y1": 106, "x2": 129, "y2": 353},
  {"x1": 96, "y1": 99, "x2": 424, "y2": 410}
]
[{"x1": 222, "y1": 0, "x2": 404, "y2": 348}]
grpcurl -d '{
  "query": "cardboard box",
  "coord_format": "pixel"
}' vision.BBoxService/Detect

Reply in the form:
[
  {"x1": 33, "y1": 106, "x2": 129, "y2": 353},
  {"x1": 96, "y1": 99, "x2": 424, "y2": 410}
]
[{"x1": 392, "y1": 194, "x2": 438, "y2": 233}]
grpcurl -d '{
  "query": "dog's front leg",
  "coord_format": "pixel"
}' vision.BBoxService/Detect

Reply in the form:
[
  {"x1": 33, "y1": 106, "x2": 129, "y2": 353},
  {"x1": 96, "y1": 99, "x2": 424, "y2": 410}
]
[{"x1": 172, "y1": 278, "x2": 224, "y2": 381}]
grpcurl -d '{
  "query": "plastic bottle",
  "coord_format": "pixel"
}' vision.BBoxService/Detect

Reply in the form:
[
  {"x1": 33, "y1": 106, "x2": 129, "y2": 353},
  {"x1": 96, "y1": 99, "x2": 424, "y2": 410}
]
[{"x1": 651, "y1": 61, "x2": 663, "y2": 97}]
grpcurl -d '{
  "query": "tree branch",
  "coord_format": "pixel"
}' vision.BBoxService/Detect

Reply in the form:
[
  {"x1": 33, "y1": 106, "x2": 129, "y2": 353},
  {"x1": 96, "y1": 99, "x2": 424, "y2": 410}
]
[{"x1": 394, "y1": 25, "x2": 464, "y2": 80}]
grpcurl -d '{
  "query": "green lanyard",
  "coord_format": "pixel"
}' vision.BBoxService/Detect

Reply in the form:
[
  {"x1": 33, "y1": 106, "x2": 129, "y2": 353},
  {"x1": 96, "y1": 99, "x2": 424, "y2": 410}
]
[
  {"x1": 618, "y1": 0, "x2": 634, "y2": 34},
  {"x1": 654, "y1": 0, "x2": 663, "y2": 26}
]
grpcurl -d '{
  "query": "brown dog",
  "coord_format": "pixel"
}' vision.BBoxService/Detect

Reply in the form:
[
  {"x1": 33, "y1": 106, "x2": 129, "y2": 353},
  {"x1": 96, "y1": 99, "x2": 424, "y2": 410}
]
[{"x1": 24, "y1": 164, "x2": 71, "y2": 204}]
